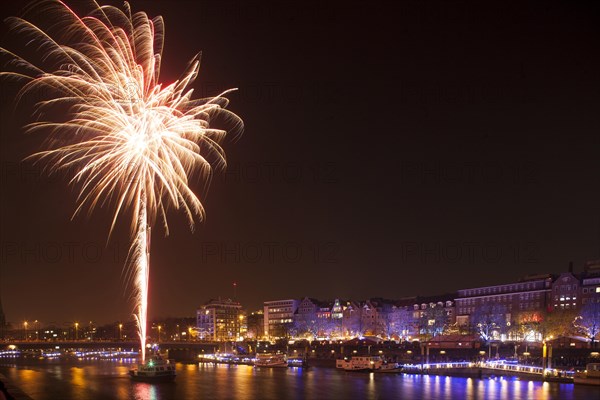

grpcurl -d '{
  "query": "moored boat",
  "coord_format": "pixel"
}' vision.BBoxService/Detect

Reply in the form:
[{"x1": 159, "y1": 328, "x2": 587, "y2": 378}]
[
  {"x1": 574, "y1": 363, "x2": 600, "y2": 386},
  {"x1": 336, "y1": 355, "x2": 402, "y2": 372},
  {"x1": 254, "y1": 353, "x2": 288, "y2": 368}
]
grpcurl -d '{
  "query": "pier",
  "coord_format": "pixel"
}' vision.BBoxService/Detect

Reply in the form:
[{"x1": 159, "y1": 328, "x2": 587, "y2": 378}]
[{"x1": 402, "y1": 360, "x2": 574, "y2": 382}]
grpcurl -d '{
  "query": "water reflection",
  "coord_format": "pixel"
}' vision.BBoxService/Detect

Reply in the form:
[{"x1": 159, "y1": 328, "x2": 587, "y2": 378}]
[
  {"x1": 0, "y1": 360, "x2": 597, "y2": 400},
  {"x1": 134, "y1": 383, "x2": 157, "y2": 400}
]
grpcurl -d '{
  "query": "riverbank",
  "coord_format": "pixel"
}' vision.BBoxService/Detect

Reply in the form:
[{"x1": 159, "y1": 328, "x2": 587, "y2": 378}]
[{"x1": 0, "y1": 372, "x2": 33, "y2": 400}]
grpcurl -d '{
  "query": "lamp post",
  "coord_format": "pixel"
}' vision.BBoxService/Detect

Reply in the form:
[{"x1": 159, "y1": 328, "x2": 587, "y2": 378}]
[
  {"x1": 158, "y1": 325, "x2": 162, "y2": 343},
  {"x1": 188, "y1": 327, "x2": 192, "y2": 342},
  {"x1": 75, "y1": 322, "x2": 79, "y2": 341},
  {"x1": 34, "y1": 320, "x2": 39, "y2": 341},
  {"x1": 119, "y1": 323, "x2": 123, "y2": 340},
  {"x1": 24, "y1": 321, "x2": 28, "y2": 341}
]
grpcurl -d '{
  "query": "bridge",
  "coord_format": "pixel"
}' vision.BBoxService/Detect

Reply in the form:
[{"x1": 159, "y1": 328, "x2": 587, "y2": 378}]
[
  {"x1": 1, "y1": 340, "x2": 218, "y2": 352},
  {"x1": 3, "y1": 340, "x2": 217, "y2": 348},
  {"x1": 1, "y1": 340, "x2": 220, "y2": 362}
]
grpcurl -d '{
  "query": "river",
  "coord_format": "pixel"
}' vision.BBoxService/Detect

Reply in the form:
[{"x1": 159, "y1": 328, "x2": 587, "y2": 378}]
[{"x1": 1, "y1": 359, "x2": 598, "y2": 400}]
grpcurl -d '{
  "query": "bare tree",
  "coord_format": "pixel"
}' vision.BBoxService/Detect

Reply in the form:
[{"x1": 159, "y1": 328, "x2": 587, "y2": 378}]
[
  {"x1": 417, "y1": 305, "x2": 447, "y2": 340},
  {"x1": 470, "y1": 303, "x2": 508, "y2": 342},
  {"x1": 575, "y1": 301, "x2": 600, "y2": 348}
]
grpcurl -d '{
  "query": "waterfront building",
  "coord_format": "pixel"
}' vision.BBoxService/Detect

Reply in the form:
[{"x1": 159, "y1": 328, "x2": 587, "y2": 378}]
[
  {"x1": 455, "y1": 275, "x2": 552, "y2": 325},
  {"x1": 455, "y1": 275, "x2": 552, "y2": 342},
  {"x1": 263, "y1": 299, "x2": 299, "y2": 339},
  {"x1": 196, "y1": 298, "x2": 243, "y2": 341},
  {"x1": 295, "y1": 298, "x2": 345, "y2": 338},
  {"x1": 341, "y1": 301, "x2": 362, "y2": 337},
  {"x1": 386, "y1": 299, "x2": 417, "y2": 340},
  {"x1": 411, "y1": 294, "x2": 456, "y2": 339},
  {"x1": 580, "y1": 260, "x2": 600, "y2": 307},
  {"x1": 359, "y1": 299, "x2": 385, "y2": 337},
  {"x1": 551, "y1": 270, "x2": 580, "y2": 311},
  {"x1": 547, "y1": 261, "x2": 600, "y2": 311}
]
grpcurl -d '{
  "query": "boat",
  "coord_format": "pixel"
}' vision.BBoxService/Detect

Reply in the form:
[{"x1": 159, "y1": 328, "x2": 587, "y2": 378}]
[
  {"x1": 375, "y1": 362, "x2": 403, "y2": 373},
  {"x1": 336, "y1": 355, "x2": 402, "y2": 372},
  {"x1": 574, "y1": 363, "x2": 600, "y2": 386},
  {"x1": 254, "y1": 353, "x2": 288, "y2": 368},
  {"x1": 129, "y1": 352, "x2": 177, "y2": 382},
  {"x1": 287, "y1": 357, "x2": 310, "y2": 368}
]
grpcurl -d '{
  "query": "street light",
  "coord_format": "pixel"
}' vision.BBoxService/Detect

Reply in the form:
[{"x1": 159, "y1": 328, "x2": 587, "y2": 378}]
[
  {"x1": 24, "y1": 321, "x2": 28, "y2": 341},
  {"x1": 75, "y1": 322, "x2": 79, "y2": 340},
  {"x1": 119, "y1": 323, "x2": 123, "y2": 340},
  {"x1": 158, "y1": 325, "x2": 162, "y2": 343}
]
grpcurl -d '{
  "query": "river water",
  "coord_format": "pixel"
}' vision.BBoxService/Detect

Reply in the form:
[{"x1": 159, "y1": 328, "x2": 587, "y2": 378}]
[{"x1": 1, "y1": 359, "x2": 598, "y2": 400}]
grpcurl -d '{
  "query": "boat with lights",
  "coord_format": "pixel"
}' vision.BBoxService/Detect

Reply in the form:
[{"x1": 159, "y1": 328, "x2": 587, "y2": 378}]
[
  {"x1": 336, "y1": 355, "x2": 401, "y2": 372},
  {"x1": 574, "y1": 363, "x2": 600, "y2": 386},
  {"x1": 129, "y1": 352, "x2": 177, "y2": 382},
  {"x1": 254, "y1": 353, "x2": 288, "y2": 368}
]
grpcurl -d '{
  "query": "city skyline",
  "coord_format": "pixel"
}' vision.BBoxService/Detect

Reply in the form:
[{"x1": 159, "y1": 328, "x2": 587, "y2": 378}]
[
  {"x1": 1, "y1": 0, "x2": 599, "y2": 326},
  {"x1": 3, "y1": 258, "x2": 598, "y2": 328}
]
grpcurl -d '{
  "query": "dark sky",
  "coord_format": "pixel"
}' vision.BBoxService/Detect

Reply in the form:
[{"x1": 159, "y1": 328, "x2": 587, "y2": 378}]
[{"x1": 1, "y1": 0, "x2": 599, "y2": 326}]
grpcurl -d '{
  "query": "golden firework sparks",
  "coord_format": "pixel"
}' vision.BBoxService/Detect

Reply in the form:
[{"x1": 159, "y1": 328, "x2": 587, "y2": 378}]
[{"x1": 1, "y1": 0, "x2": 242, "y2": 361}]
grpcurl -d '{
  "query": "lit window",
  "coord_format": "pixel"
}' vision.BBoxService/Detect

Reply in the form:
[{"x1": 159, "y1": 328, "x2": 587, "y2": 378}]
[{"x1": 596, "y1": 287, "x2": 600, "y2": 293}]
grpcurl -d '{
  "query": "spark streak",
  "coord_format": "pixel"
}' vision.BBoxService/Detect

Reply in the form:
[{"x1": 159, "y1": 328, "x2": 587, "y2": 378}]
[{"x1": 1, "y1": 0, "x2": 242, "y2": 361}]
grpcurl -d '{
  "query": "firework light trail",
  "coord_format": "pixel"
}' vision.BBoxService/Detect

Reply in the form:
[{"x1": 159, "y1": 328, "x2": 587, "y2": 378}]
[{"x1": 1, "y1": 0, "x2": 242, "y2": 361}]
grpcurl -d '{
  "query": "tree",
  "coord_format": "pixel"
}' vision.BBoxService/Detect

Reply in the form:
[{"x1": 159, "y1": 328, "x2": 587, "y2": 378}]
[
  {"x1": 417, "y1": 305, "x2": 447, "y2": 340},
  {"x1": 512, "y1": 312, "x2": 543, "y2": 343},
  {"x1": 470, "y1": 303, "x2": 508, "y2": 342},
  {"x1": 539, "y1": 309, "x2": 578, "y2": 339},
  {"x1": 575, "y1": 301, "x2": 600, "y2": 348},
  {"x1": 387, "y1": 308, "x2": 415, "y2": 340}
]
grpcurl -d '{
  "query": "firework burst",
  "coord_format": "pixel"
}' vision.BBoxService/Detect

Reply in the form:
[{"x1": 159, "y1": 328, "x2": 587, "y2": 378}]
[{"x1": 1, "y1": 0, "x2": 242, "y2": 361}]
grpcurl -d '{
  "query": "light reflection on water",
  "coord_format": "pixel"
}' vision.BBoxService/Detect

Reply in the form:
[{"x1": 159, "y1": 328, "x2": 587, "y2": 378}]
[{"x1": 0, "y1": 360, "x2": 597, "y2": 400}]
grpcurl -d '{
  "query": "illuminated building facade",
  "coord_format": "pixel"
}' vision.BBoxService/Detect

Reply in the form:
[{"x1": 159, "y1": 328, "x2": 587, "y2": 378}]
[
  {"x1": 581, "y1": 260, "x2": 600, "y2": 307},
  {"x1": 455, "y1": 275, "x2": 552, "y2": 327},
  {"x1": 196, "y1": 298, "x2": 243, "y2": 341},
  {"x1": 263, "y1": 299, "x2": 299, "y2": 339}
]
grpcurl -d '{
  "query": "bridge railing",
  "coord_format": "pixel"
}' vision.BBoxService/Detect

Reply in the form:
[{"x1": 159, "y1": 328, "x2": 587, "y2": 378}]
[
  {"x1": 402, "y1": 362, "x2": 473, "y2": 371},
  {"x1": 484, "y1": 360, "x2": 574, "y2": 377},
  {"x1": 402, "y1": 360, "x2": 574, "y2": 378}
]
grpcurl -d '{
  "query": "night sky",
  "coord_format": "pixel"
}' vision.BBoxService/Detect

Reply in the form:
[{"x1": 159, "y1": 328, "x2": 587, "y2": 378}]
[{"x1": 1, "y1": 0, "x2": 599, "y2": 326}]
